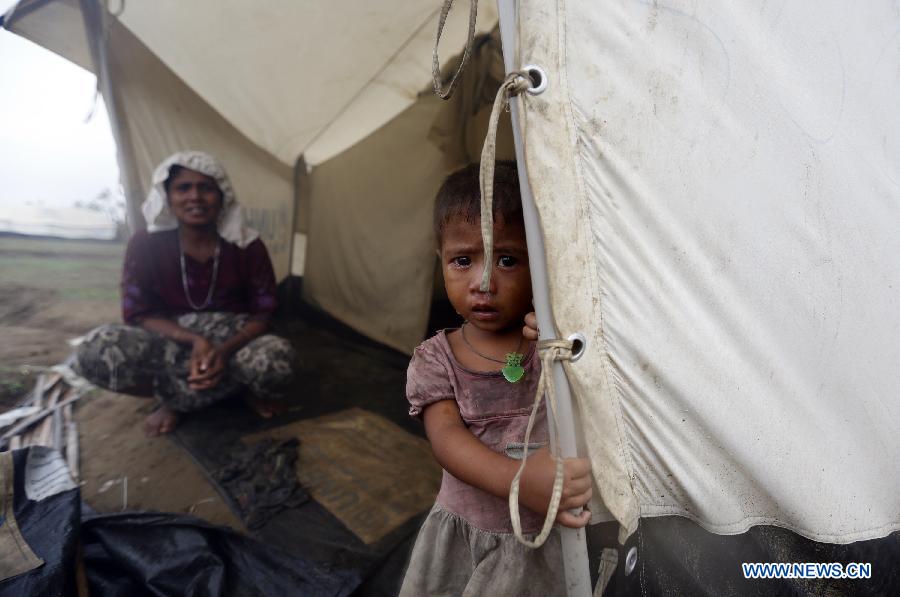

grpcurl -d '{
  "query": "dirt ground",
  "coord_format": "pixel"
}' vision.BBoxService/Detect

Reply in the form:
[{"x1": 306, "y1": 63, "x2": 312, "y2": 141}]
[{"x1": 0, "y1": 235, "x2": 241, "y2": 529}]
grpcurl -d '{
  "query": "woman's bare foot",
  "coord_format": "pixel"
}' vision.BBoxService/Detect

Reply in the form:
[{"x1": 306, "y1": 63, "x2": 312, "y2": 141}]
[
  {"x1": 243, "y1": 396, "x2": 286, "y2": 419},
  {"x1": 144, "y1": 406, "x2": 179, "y2": 437}
]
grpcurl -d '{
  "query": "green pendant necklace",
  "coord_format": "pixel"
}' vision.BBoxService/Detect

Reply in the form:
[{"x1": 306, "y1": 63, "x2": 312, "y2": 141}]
[{"x1": 460, "y1": 323, "x2": 526, "y2": 383}]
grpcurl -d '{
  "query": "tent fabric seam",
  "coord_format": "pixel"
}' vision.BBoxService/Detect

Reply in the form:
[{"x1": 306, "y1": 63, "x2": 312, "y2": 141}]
[
  {"x1": 555, "y1": 0, "x2": 641, "y2": 537},
  {"x1": 636, "y1": 505, "x2": 900, "y2": 545}
]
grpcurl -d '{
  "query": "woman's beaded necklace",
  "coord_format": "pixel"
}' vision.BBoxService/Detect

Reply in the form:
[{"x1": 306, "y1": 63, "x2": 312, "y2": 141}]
[
  {"x1": 179, "y1": 236, "x2": 220, "y2": 311},
  {"x1": 460, "y1": 322, "x2": 526, "y2": 383}
]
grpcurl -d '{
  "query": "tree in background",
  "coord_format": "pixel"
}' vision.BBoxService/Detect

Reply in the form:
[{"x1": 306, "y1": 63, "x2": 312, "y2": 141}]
[{"x1": 75, "y1": 187, "x2": 127, "y2": 240}]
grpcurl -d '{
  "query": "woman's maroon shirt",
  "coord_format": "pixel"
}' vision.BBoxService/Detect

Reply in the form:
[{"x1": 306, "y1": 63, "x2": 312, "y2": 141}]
[{"x1": 121, "y1": 229, "x2": 278, "y2": 324}]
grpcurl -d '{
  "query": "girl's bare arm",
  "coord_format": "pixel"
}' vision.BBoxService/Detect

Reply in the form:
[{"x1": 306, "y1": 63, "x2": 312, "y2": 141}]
[{"x1": 422, "y1": 399, "x2": 592, "y2": 528}]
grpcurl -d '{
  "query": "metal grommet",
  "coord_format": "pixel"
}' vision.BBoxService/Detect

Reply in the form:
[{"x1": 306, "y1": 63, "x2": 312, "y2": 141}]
[
  {"x1": 567, "y1": 332, "x2": 586, "y2": 362},
  {"x1": 624, "y1": 546, "x2": 638, "y2": 576},
  {"x1": 522, "y1": 64, "x2": 548, "y2": 95}
]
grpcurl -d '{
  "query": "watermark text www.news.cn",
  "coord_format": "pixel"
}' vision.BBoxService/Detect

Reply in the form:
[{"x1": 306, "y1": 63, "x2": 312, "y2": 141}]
[{"x1": 742, "y1": 562, "x2": 871, "y2": 579}]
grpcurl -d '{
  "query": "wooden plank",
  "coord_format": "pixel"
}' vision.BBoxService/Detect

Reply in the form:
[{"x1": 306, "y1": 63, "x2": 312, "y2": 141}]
[
  {"x1": 32, "y1": 373, "x2": 46, "y2": 409},
  {"x1": 34, "y1": 386, "x2": 63, "y2": 447},
  {"x1": 0, "y1": 406, "x2": 41, "y2": 430},
  {"x1": 61, "y1": 404, "x2": 73, "y2": 452},
  {"x1": 66, "y1": 422, "x2": 79, "y2": 481},
  {"x1": 1, "y1": 390, "x2": 84, "y2": 441},
  {"x1": 52, "y1": 409, "x2": 64, "y2": 450},
  {"x1": 34, "y1": 417, "x2": 52, "y2": 447},
  {"x1": 32, "y1": 372, "x2": 62, "y2": 411},
  {"x1": 46, "y1": 385, "x2": 62, "y2": 409},
  {"x1": 21, "y1": 427, "x2": 36, "y2": 448},
  {"x1": 44, "y1": 372, "x2": 62, "y2": 391}
]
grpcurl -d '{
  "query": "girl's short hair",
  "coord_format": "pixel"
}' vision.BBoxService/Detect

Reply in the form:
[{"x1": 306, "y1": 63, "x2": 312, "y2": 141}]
[{"x1": 433, "y1": 161, "x2": 522, "y2": 242}]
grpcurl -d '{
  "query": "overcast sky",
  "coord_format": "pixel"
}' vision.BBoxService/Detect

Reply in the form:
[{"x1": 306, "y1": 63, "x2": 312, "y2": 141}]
[{"x1": 0, "y1": 0, "x2": 120, "y2": 212}]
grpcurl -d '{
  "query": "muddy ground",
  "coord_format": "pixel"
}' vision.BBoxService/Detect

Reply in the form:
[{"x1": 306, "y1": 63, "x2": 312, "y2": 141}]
[{"x1": 0, "y1": 235, "x2": 240, "y2": 529}]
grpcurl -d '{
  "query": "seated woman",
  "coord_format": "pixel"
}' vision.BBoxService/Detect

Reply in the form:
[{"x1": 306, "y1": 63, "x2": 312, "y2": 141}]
[{"x1": 75, "y1": 151, "x2": 296, "y2": 436}]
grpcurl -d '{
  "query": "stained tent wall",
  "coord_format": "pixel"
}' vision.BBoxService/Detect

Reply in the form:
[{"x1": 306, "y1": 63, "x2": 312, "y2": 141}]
[
  {"x1": 3, "y1": 0, "x2": 501, "y2": 351},
  {"x1": 511, "y1": 0, "x2": 900, "y2": 544}
]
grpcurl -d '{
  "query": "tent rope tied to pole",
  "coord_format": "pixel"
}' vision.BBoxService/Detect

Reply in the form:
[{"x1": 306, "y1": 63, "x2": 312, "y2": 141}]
[
  {"x1": 435, "y1": 0, "x2": 574, "y2": 554},
  {"x1": 432, "y1": 0, "x2": 478, "y2": 100},
  {"x1": 479, "y1": 70, "x2": 535, "y2": 292},
  {"x1": 477, "y1": 66, "x2": 568, "y2": 549},
  {"x1": 509, "y1": 338, "x2": 573, "y2": 548}
]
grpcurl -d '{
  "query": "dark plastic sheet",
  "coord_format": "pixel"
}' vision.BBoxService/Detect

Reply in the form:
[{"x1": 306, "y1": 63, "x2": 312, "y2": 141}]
[
  {"x1": 604, "y1": 517, "x2": 899, "y2": 596},
  {"x1": 0, "y1": 447, "x2": 361, "y2": 597},
  {"x1": 0, "y1": 449, "x2": 80, "y2": 597},
  {"x1": 81, "y1": 512, "x2": 360, "y2": 597}
]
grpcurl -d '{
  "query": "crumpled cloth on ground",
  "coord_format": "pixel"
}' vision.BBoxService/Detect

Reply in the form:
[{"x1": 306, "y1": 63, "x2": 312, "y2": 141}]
[{"x1": 213, "y1": 438, "x2": 308, "y2": 529}]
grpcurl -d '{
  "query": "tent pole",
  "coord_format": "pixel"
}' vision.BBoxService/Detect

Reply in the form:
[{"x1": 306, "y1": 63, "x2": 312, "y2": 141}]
[
  {"x1": 496, "y1": 2, "x2": 592, "y2": 595},
  {"x1": 79, "y1": 0, "x2": 145, "y2": 233}
]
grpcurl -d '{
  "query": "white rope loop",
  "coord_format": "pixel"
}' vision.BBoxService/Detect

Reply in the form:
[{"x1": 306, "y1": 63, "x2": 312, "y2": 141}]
[
  {"x1": 432, "y1": 0, "x2": 478, "y2": 100},
  {"x1": 509, "y1": 339, "x2": 574, "y2": 548},
  {"x1": 479, "y1": 71, "x2": 534, "y2": 292}
]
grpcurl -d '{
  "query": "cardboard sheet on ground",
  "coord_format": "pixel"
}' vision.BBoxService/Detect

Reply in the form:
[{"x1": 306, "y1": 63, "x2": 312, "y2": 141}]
[
  {"x1": 0, "y1": 451, "x2": 44, "y2": 581},
  {"x1": 244, "y1": 407, "x2": 440, "y2": 545}
]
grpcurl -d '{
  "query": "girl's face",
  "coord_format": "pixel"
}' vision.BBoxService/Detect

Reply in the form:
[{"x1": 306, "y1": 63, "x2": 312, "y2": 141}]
[
  {"x1": 440, "y1": 215, "x2": 532, "y2": 334},
  {"x1": 166, "y1": 168, "x2": 223, "y2": 228}
]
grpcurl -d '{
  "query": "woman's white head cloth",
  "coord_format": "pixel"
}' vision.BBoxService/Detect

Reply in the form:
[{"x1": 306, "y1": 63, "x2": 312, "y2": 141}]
[{"x1": 142, "y1": 150, "x2": 259, "y2": 248}]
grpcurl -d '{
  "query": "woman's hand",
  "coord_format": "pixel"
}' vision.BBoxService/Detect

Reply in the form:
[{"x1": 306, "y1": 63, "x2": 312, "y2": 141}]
[
  {"x1": 185, "y1": 322, "x2": 268, "y2": 391},
  {"x1": 523, "y1": 311, "x2": 539, "y2": 342},
  {"x1": 519, "y1": 446, "x2": 593, "y2": 528},
  {"x1": 188, "y1": 337, "x2": 227, "y2": 390}
]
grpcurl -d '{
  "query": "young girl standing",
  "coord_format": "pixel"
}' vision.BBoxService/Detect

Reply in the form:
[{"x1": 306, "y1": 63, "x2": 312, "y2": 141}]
[{"x1": 400, "y1": 162, "x2": 592, "y2": 596}]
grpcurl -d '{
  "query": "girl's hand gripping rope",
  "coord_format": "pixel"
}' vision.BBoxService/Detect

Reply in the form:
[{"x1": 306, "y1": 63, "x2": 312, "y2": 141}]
[
  {"x1": 519, "y1": 446, "x2": 593, "y2": 528},
  {"x1": 519, "y1": 311, "x2": 592, "y2": 528}
]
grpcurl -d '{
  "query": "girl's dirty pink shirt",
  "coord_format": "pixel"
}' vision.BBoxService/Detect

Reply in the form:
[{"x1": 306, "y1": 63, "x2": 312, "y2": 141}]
[{"x1": 406, "y1": 330, "x2": 549, "y2": 534}]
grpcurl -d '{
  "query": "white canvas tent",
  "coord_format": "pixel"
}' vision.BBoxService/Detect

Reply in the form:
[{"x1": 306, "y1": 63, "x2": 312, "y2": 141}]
[
  {"x1": 5, "y1": 0, "x2": 900, "y2": 594},
  {"x1": 3, "y1": 0, "x2": 504, "y2": 353},
  {"x1": 508, "y1": 0, "x2": 900, "y2": 542}
]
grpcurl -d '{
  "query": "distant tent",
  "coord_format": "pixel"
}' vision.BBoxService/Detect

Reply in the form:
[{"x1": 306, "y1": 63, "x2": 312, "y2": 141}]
[{"x1": 0, "y1": 204, "x2": 117, "y2": 240}]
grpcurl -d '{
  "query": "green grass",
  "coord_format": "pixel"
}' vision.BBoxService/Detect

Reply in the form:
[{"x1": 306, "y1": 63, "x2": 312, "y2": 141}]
[
  {"x1": 0, "y1": 237, "x2": 124, "y2": 405},
  {"x1": 0, "y1": 236, "x2": 124, "y2": 257},
  {"x1": 0, "y1": 238, "x2": 123, "y2": 295}
]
